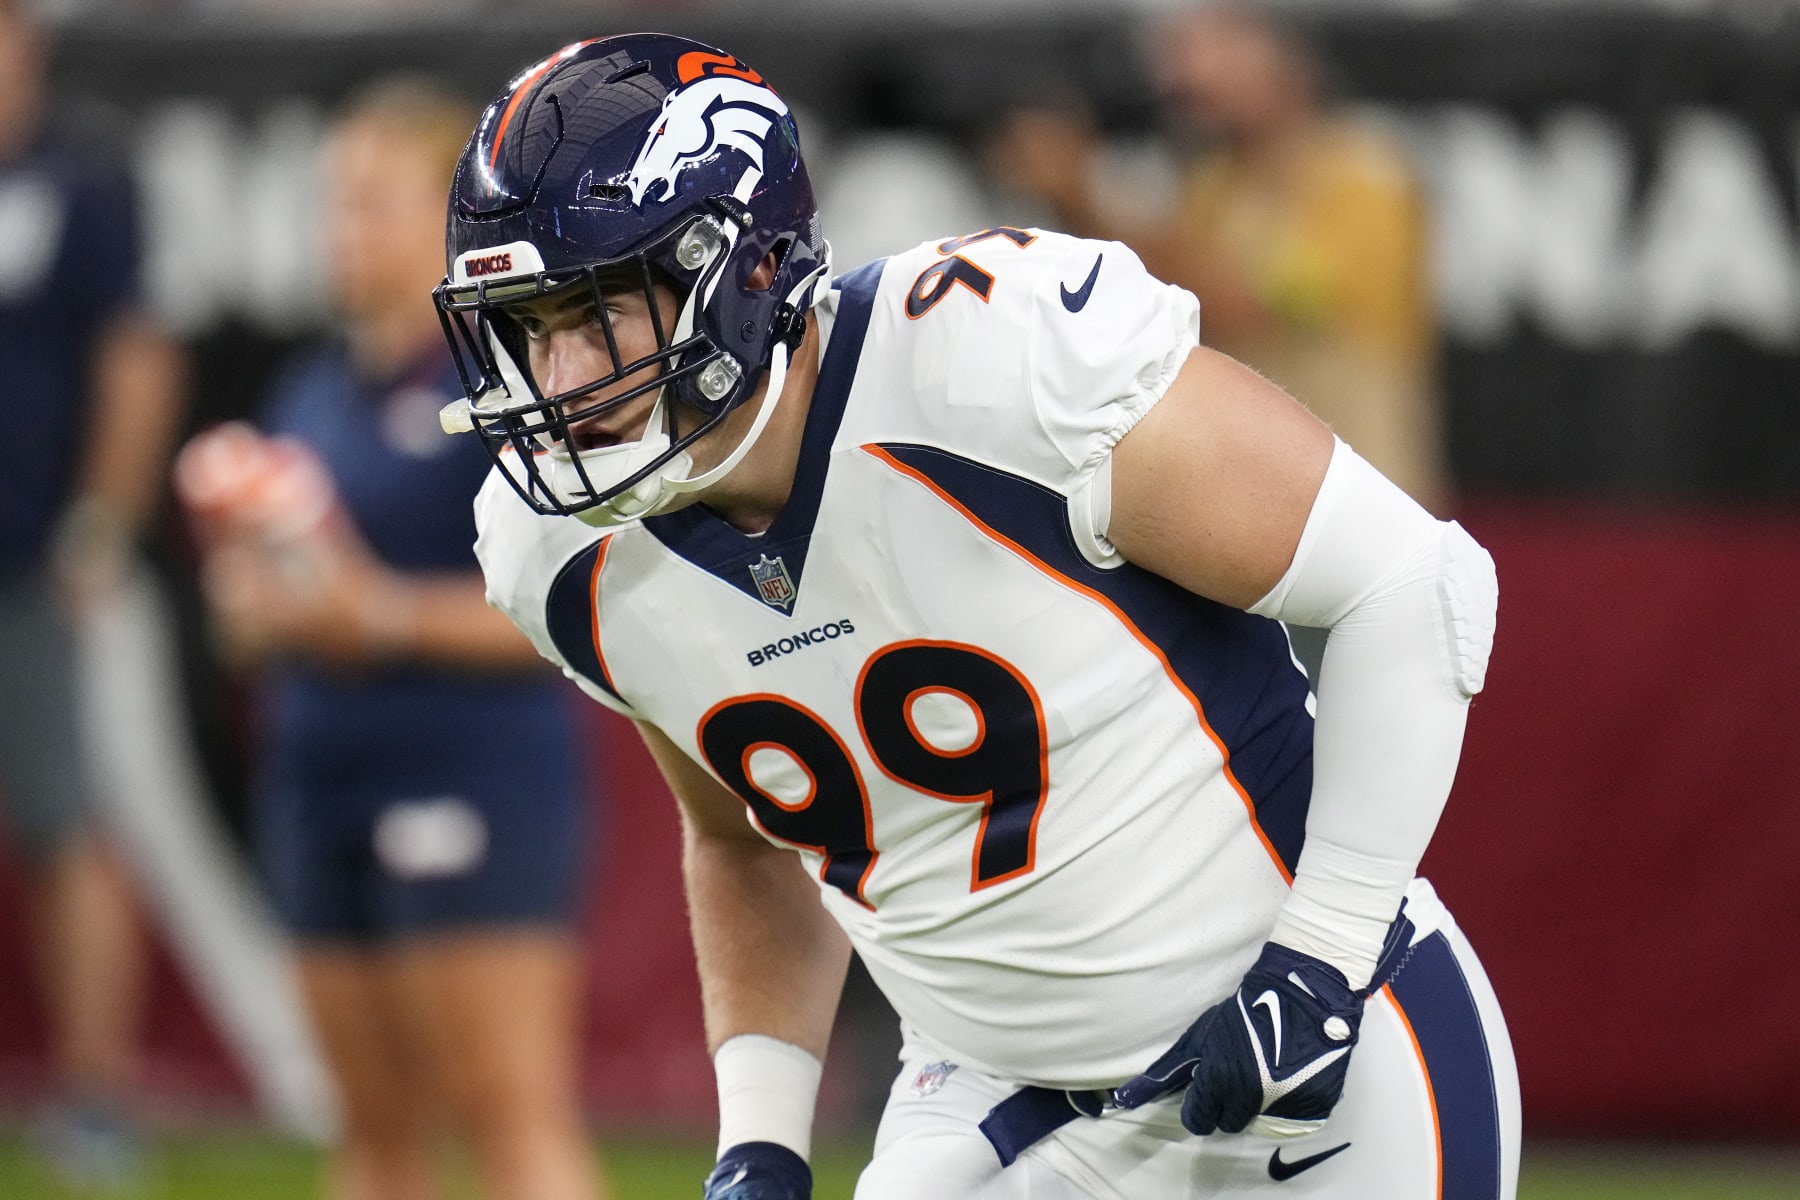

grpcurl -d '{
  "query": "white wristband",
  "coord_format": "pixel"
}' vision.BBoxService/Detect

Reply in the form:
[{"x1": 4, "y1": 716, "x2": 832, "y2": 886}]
[{"x1": 714, "y1": 1034, "x2": 822, "y2": 1161}]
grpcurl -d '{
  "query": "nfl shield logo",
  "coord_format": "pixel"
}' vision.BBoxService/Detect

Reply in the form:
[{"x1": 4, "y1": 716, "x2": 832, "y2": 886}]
[
  {"x1": 909, "y1": 1060, "x2": 958, "y2": 1097},
  {"x1": 748, "y1": 554, "x2": 797, "y2": 611}
]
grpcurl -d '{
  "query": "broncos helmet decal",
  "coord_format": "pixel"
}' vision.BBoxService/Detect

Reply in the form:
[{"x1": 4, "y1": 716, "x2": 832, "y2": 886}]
[{"x1": 625, "y1": 62, "x2": 791, "y2": 207}]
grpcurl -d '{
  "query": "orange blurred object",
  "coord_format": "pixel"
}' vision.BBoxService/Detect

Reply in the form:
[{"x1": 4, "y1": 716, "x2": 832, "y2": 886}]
[{"x1": 173, "y1": 422, "x2": 343, "y2": 548}]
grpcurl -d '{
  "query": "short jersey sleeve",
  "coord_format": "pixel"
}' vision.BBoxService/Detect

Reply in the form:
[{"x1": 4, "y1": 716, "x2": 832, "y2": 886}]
[
  {"x1": 61, "y1": 159, "x2": 145, "y2": 323},
  {"x1": 1020, "y1": 231, "x2": 1200, "y2": 479},
  {"x1": 868, "y1": 230, "x2": 1198, "y2": 490},
  {"x1": 860, "y1": 230, "x2": 1198, "y2": 563}
]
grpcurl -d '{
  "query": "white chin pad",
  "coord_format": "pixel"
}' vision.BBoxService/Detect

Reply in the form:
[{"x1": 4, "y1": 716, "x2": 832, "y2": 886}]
[{"x1": 539, "y1": 395, "x2": 693, "y2": 527}]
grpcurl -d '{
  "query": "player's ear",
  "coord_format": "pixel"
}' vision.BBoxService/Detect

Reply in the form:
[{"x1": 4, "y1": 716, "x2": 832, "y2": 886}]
[{"x1": 747, "y1": 251, "x2": 780, "y2": 292}]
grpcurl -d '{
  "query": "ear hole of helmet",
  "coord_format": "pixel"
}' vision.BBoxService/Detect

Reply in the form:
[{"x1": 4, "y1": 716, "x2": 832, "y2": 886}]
[{"x1": 747, "y1": 234, "x2": 797, "y2": 294}]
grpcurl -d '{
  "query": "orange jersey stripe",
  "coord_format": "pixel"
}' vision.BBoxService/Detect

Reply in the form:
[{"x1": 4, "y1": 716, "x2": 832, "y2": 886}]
[
  {"x1": 861, "y1": 443, "x2": 1294, "y2": 885},
  {"x1": 589, "y1": 534, "x2": 618, "y2": 695}
]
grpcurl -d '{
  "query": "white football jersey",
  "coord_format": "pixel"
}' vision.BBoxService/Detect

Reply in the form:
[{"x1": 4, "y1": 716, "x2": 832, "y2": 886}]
[{"x1": 476, "y1": 230, "x2": 1318, "y2": 1089}]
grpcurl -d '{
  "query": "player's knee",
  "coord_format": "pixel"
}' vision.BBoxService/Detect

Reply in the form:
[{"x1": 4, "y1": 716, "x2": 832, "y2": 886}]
[
  {"x1": 336, "y1": 1085, "x2": 429, "y2": 1152},
  {"x1": 441, "y1": 1052, "x2": 571, "y2": 1141}
]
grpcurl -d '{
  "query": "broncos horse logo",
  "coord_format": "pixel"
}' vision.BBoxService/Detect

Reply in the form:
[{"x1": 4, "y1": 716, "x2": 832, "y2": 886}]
[{"x1": 624, "y1": 56, "x2": 791, "y2": 207}]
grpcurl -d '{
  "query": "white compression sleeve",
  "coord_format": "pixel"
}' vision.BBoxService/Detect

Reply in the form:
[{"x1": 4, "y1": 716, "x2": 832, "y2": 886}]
[
  {"x1": 713, "y1": 1033, "x2": 824, "y2": 1160},
  {"x1": 1249, "y1": 440, "x2": 1498, "y2": 988}
]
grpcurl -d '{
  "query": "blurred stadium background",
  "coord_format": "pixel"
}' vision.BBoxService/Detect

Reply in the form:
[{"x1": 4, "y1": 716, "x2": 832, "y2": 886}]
[{"x1": 4, "y1": 0, "x2": 1800, "y2": 1195}]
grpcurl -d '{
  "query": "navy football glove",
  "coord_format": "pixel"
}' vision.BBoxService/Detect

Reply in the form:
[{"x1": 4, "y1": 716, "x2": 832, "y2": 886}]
[
  {"x1": 1112, "y1": 942, "x2": 1364, "y2": 1138},
  {"x1": 702, "y1": 1142, "x2": 812, "y2": 1200}
]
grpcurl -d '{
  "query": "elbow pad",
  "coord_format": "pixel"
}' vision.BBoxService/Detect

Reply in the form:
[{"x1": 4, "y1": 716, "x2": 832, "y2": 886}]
[
  {"x1": 1248, "y1": 440, "x2": 1497, "y2": 986},
  {"x1": 1436, "y1": 520, "x2": 1498, "y2": 698},
  {"x1": 1251, "y1": 440, "x2": 1496, "y2": 701}
]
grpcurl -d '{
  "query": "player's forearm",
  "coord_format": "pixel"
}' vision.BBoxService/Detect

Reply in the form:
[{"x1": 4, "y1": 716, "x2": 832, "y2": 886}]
[
  {"x1": 358, "y1": 570, "x2": 551, "y2": 671},
  {"x1": 682, "y1": 821, "x2": 851, "y2": 1060},
  {"x1": 644, "y1": 720, "x2": 846, "y2": 1166},
  {"x1": 1270, "y1": 607, "x2": 1471, "y2": 986},
  {"x1": 686, "y1": 830, "x2": 846, "y2": 1163},
  {"x1": 1250, "y1": 440, "x2": 1497, "y2": 987}
]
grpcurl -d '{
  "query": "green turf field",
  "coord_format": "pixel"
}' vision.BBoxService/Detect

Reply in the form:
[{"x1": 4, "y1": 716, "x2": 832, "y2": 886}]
[{"x1": 4, "y1": 1131, "x2": 1799, "y2": 1198}]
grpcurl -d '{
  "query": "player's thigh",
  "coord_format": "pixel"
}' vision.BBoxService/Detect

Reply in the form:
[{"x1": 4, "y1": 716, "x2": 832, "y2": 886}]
[
  {"x1": 874, "y1": 921, "x2": 1519, "y2": 1200},
  {"x1": 857, "y1": 1049, "x2": 1108, "y2": 1200},
  {"x1": 385, "y1": 928, "x2": 587, "y2": 1120},
  {"x1": 294, "y1": 946, "x2": 428, "y2": 1137},
  {"x1": 1379, "y1": 915, "x2": 1521, "y2": 1200}
]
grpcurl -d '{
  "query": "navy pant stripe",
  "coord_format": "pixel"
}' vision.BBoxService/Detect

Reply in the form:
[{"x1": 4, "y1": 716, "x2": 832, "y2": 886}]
[{"x1": 1388, "y1": 932, "x2": 1503, "y2": 1200}]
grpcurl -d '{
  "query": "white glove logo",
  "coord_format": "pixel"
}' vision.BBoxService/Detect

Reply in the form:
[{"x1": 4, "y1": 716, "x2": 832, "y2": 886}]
[{"x1": 1252, "y1": 990, "x2": 1284, "y2": 1063}]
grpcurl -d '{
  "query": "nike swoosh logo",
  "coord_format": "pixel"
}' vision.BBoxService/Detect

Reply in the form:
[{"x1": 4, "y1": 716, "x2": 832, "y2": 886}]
[
  {"x1": 1060, "y1": 253, "x2": 1103, "y2": 311},
  {"x1": 1253, "y1": 989, "x2": 1284, "y2": 1064},
  {"x1": 1268, "y1": 1142, "x2": 1351, "y2": 1182}
]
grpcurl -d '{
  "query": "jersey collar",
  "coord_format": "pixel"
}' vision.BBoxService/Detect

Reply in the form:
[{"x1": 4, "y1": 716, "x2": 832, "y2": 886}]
[{"x1": 640, "y1": 258, "x2": 884, "y2": 611}]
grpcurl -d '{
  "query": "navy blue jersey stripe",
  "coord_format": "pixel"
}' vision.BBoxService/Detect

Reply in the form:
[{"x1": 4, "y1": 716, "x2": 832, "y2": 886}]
[
  {"x1": 1389, "y1": 933, "x2": 1504, "y2": 1200},
  {"x1": 641, "y1": 259, "x2": 886, "y2": 611},
  {"x1": 544, "y1": 540, "x2": 627, "y2": 707},
  {"x1": 873, "y1": 442, "x2": 1313, "y2": 874}
]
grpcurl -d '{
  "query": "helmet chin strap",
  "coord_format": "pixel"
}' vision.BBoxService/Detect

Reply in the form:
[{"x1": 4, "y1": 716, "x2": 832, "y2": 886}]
[
  {"x1": 662, "y1": 339, "x2": 788, "y2": 497},
  {"x1": 659, "y1": 249, "x2": 830, "y2": 498},
  {"x1": 553, "y1": 245, "x2": 831, "y2": 529}
]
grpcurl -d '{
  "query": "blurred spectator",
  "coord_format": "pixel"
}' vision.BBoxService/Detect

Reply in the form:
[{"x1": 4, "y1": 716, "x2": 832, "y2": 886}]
[
  {"x1": 0, "y1": 0, "x2": 185, "y2": 1187},
  {"x1": 815, "y1": 132, "x2": 1003, "y2": 273},
  {"x1": 176, "y1": 78, "x2": 606, "y2": 1200},
  {"x1": 992, "y1": 0, "x2": 1448, "y2": 513}
]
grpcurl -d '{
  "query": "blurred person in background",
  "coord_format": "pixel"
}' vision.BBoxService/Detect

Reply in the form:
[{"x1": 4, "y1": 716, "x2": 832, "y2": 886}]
[
  {"x1": 0, "y1": 0, "x2": 185, "y2": 1187},
  {"x1": 177, "y1": 78, "x2": 606, "y2": 1200},
  {"x1": 992, "y1": 1, "x2": 1447, "y2": 516}
]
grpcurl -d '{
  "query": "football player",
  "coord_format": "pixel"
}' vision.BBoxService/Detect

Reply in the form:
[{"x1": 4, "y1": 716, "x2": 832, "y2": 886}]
[{"x1": 436, "y1": 33, "x2": 1520, "y2": 1199}]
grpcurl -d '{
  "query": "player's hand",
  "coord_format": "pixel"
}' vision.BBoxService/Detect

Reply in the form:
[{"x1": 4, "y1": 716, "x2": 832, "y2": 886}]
[
  {"x1": 198, "y1": 525, "x2": 408, "y2": 669},
  {"x1": 1111, "y1": 942, "x2": 1364, "y2": 1138},
  {"x1": 702, "y1": 1142, "x2": 812, "y2": 1200}
]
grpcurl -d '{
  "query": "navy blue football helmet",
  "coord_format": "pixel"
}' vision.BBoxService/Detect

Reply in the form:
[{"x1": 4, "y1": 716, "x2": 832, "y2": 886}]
[{"x1": 434, "y1": 33, "x2": 829, "y2": 525}]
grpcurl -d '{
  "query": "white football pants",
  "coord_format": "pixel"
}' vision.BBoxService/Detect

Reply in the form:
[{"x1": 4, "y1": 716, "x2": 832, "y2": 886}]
[{"x1": 855, "y1": 879, "x2": 1520, "y2": 1200}]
